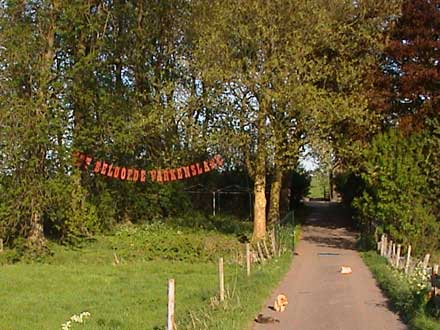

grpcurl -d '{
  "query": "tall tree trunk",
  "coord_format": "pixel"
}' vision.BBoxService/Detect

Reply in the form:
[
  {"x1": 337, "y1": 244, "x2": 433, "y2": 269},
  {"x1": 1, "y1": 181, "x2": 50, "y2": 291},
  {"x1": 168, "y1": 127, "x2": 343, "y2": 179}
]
[
  {"x1": 268, "y1": 165, "x2": 282, "y2": 227},
  {"x1": 252, "y1": 110, "x2": 267, "y2": 241},
  {"x1": 28, "y1": 7, "x2": 56, "y2": 247}
]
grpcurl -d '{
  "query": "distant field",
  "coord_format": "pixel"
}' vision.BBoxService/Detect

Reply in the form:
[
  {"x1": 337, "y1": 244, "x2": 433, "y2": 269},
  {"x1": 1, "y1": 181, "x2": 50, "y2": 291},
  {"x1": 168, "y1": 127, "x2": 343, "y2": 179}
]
[
  {"x1": 0, "y1": 221, "x2": 297, "y2": 330},
  {"x1": 308, "y1": 174, "x2": 329, "y2": 199}
]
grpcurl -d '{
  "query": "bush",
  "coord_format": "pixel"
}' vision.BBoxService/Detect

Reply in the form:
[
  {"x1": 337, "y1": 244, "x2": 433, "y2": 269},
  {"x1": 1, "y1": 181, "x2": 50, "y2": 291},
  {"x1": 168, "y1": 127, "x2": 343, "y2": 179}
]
[
  {"x1": 106, "y1": 222, "x2": 243, "y2": 262},
  {"x1": 290, "y1": 170, "x2": 311, "y2": 207},
  {"x1": 45, "y1": 174, "x2": 100, "y2": 244},
  {"x1": 170, "y1": 212, "x2": 252, "y2": 237},
  {"x1": 353, "y1": 129, "x2": 440, "y2": 254},
  {"x1": 334, "y1": 171, "x2": 364, "y2": 207}
]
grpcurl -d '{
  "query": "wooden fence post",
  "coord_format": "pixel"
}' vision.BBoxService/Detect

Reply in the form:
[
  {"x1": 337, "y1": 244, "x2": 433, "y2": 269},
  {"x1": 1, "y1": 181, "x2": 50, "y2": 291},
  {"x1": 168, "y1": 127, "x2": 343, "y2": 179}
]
[
  {"x1": 433, "y1": 264, "x2": 439, "y2": 297},
  {"x1": 262, "y1": 239, "x2": 271, "y2": 259},
  {"x1": 379, "y1": 234, "x2": 382, "y2": 254},
  {"x1": 219, "y1": 257, "x2": 225, "y2": 302},
  {"x1": 167, "y1": 279, "x2": 175, "y2": 330},
  {"x1": 256, "y1": 242, "x2": 265, "y2": 263},
  {"x1": 395, "y1": 244, "x2": 401, "y2": 269},
  {"x1": 378, "y1": 234, "x2": 383, "y2": 255},
  {"x1": 270, "y1": 230, "x2": 277, "y2": 256},
  {"x1": 405, "y1": 245, "x2": 411, "y2": 274},
  {"x1": 277, "y1": 228, "x2": 284, "y2": 257},
  {"x1": 392, "y1": 243, "x2": 396, "y2": 260},
  {"x1": 387, "y1": 240, "x2": 393, "y2": 260},
  {"x1": 384, "y1": 235, "x2": 388, "y2": 256},
  {"x1": 246, "y1": 243, "x2": 251, "y2": 277},
  {"x1": 381, "y1": 235, "x2": 387, "y2": 256},
  {"x1": 0, "y1": 238, "x2": 3, "y2": 252},
  {"x1": 423, "y1": 254, "x2": 430, "y2": 271},
  {"x1": 390, "y1": 242, "x2": 393, "y2": 259}
]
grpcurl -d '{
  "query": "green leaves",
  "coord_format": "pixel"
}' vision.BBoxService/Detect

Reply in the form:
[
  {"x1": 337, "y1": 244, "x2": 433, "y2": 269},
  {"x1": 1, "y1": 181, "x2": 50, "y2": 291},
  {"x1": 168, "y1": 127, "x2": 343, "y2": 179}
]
[{"x1": 353, "y1": 129, "x2": 440, "y2": 253}]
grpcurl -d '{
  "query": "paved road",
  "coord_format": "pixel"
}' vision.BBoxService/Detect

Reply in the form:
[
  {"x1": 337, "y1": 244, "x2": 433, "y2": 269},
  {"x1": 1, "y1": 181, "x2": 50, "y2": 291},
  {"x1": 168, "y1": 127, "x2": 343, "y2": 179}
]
[{"x1": 253, "y1": 201, "x2": 407, "y2": 330}]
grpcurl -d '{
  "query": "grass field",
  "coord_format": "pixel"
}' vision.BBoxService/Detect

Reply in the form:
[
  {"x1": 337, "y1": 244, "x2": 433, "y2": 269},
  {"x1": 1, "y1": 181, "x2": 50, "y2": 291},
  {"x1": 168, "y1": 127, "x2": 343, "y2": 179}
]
[
  {"x1": 0, "y1": 220, "x2": 298, "y2": 330},
  {"x1": 308, "y1": 173, "x2": 329, "y2": 199},
  {"x1": 0, "y1": 261, "x2": 218, "y2": 330}
]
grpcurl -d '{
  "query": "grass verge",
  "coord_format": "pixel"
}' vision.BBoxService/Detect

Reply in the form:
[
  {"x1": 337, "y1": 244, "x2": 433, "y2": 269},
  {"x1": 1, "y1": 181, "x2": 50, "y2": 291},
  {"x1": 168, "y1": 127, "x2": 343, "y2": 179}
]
[{"x1": 361, "y1": 251, "x2": 440, "y2": 330}]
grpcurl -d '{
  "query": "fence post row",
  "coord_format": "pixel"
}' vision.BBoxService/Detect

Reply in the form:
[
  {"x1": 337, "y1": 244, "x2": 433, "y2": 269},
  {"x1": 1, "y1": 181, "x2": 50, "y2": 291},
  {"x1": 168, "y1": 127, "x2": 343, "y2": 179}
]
[
  {"x1": 166, "y1": 226, "x2": 289, "y2": 328},
  {"x1": 378, "y1": 234, "x2": 437, "y2": 299}
]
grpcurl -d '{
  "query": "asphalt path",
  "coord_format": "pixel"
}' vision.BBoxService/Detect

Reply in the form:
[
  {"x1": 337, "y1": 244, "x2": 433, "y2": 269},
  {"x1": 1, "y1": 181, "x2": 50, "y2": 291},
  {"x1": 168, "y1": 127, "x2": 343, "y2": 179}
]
[{"x1": 253, "y1": 201, "x2": 407, "y2": 330}]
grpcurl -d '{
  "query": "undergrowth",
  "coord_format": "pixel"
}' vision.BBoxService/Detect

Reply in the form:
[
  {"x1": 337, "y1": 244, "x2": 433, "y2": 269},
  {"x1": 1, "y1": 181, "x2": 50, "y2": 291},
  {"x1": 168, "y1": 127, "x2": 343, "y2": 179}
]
[{"x1": 0, "y1": 213, "x2": 251, "y2": 265}]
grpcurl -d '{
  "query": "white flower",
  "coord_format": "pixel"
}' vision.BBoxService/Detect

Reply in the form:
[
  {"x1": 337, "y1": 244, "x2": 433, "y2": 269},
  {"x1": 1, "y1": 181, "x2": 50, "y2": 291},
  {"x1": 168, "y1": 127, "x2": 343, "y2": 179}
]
[{"x1": 61, "y1": 311, "x2": 91, "y2": 329}]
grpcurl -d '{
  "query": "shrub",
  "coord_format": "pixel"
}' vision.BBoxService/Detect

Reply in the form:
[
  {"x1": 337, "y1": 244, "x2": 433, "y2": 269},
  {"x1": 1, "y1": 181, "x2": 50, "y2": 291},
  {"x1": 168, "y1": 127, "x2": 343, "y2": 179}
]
[
  {"x1": 290, "y1": 170, "x2": 311, "y2": 207},
  {"x1": 353, "y1": 129, "x2": 440, "y2": 254},
  {"x1": 170, "y1": 212, "x2": 252, "y2": 236},
  {"x1": 333, "y1": 171, "x2": 364, "y2": 207},
  {"x1": 106, "y1": 222, "x2": 243, "y2": 262}
]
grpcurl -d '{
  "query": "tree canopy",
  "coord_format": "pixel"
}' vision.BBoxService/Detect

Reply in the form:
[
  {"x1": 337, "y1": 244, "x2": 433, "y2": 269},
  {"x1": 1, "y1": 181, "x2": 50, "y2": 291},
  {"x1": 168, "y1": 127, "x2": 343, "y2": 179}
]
[{"x1": 2, "y1": 0, "x2": 438, "y2": 253}]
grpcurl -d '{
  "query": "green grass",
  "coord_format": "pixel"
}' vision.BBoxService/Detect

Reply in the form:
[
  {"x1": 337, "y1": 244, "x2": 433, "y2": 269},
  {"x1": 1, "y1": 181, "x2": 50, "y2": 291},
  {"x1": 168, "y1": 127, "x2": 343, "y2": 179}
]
[
  {"x1": 361, "y1": 251, "x2": 440, "y2": 330},
  {"x1": 308, "y1": 173, "x2": 329, "y2": 199},
  {"x1": 179, "y1": 253, "x2": 293, "y2": 330},
  {"x1": 0, "y1": 261, "x2": 219, "y2": 330},
  {"x1": 179, "y1": 224, "x2": 299, "y2": 330},
  {"x1": 0, "y1": 221, "x2": 298, "y2": 330}
]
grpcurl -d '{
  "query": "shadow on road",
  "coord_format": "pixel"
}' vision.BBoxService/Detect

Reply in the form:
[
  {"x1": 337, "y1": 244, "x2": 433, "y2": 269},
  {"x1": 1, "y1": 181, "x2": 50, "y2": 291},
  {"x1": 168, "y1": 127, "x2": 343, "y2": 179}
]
[{"x1": 301, "y1": 201, "x2": 358, "y2": 251}]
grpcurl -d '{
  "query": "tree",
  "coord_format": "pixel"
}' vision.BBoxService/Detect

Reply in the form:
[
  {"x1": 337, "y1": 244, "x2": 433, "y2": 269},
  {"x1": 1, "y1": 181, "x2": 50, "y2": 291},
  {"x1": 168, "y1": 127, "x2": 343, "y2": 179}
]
[
  {"x1": 353, "y1": 130, "x2": 440, "y2": 253},
  {"x1": 307, "y1": 0, "x2": 402, "y2": 172},
  {"x1": 373, "y1": 0, "x2": 440, "y2": 133},
  {"x1": 368, "y1": 0, "x2": 440, "y2": 221},
  {"x1": 0, "y1": 0, "x2": 193, "y2": 247},
  {"x1": 191, "y1": 0, "x2": 402, "y2": 239},
  {"x1": 0, "y1": 1, "x2": 63, "y2": 248},
  {"x1": 377, "y1": 0, "x2": 440, "y2": 219},
  {"x1": 191, "y1": 0, "x2": 335, "y2": 239}
]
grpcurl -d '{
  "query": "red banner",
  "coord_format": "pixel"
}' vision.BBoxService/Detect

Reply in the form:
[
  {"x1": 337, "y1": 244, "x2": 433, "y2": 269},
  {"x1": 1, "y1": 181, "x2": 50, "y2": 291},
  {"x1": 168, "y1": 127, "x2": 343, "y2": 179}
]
[{"x1": 72, "y1": 151, "x2": 223, "y2": 184}]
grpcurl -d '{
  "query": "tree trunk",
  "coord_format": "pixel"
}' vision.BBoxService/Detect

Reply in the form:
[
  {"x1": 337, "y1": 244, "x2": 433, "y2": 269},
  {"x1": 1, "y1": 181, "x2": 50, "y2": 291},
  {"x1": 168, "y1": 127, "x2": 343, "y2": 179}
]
[
  {"x1": 28, "y1": 198, "x2": 45, "y2": 247},
  {"x1": 27, "y1": 8, "x2": 56, "y2": 247},
  {"x1": 268, "y1": 165, "x2": 282, "y2": 227},
  {"x1": 252, "y1": 110, "x2": 267, "y2": 241}
]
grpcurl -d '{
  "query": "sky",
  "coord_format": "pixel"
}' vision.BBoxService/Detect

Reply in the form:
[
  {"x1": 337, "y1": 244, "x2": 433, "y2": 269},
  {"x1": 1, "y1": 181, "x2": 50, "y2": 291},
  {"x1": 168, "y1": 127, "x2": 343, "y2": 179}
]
[{"x1": 299, "y1": 146, "x2": 320, "y2": 172}]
